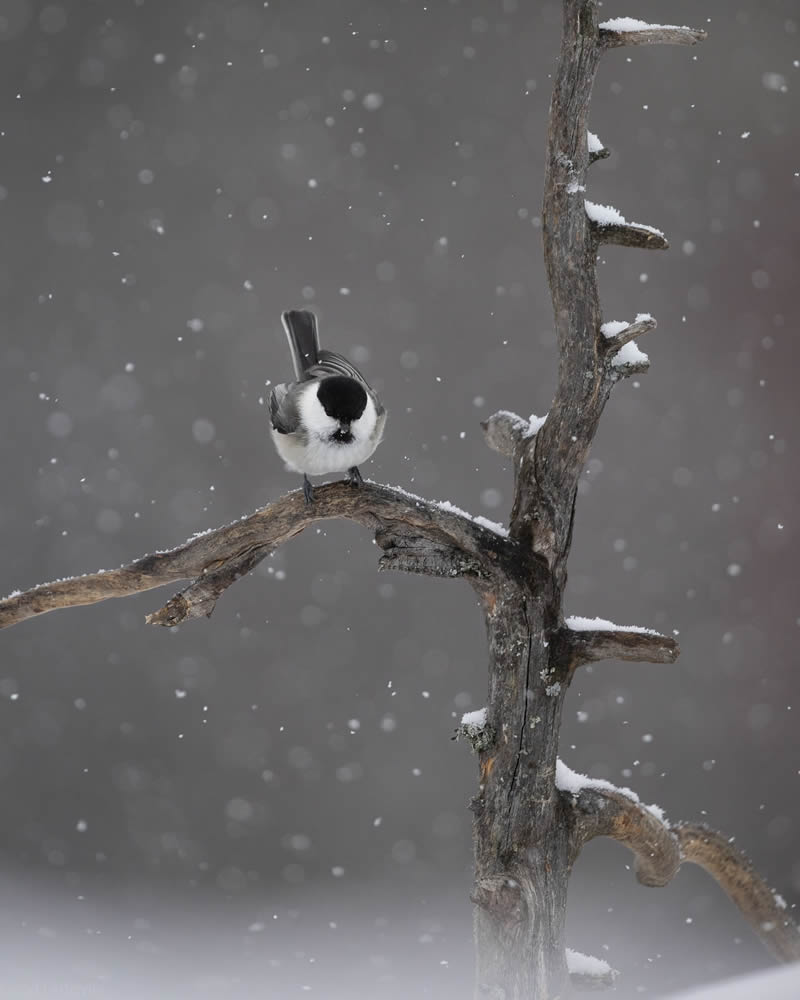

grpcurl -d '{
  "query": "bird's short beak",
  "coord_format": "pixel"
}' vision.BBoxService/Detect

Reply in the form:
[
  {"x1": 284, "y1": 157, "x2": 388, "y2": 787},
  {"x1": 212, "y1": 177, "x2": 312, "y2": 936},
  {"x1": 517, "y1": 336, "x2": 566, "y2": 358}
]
[{"x1": 333, "y1": 425, "x2": 352, "y2": 443}]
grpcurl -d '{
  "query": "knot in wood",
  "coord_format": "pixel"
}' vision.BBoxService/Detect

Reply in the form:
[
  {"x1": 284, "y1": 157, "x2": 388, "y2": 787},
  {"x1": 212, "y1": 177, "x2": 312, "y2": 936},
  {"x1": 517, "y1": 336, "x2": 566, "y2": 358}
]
[{"x1": 471, "y1": 875, "x2": 527, "y2": 927}]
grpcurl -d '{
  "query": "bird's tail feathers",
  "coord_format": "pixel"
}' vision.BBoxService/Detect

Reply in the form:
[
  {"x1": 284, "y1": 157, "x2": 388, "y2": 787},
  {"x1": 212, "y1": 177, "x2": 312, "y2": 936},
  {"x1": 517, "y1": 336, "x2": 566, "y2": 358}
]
[{"x1": 282, "y1": 309, "x2": 320, "y2": 381}]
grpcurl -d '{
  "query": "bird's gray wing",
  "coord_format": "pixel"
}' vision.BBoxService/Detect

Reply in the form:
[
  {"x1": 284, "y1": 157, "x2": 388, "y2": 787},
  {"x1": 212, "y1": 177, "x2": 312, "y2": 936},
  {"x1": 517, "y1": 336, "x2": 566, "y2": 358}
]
[
  {"x1": 281, "y1": 310, "x2": 320, "y2": 381},
  {"x1": 308, "y1": 349, "x2": 369, "y2": 386},
  {"x1": 269, "y1": 383, "x2": 302, "y2": 434}
]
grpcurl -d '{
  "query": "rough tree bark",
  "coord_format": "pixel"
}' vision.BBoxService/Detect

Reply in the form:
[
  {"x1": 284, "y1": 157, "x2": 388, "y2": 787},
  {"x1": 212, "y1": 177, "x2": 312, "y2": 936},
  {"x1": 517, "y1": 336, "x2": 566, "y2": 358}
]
[{"x1": 1, "y1": 3, "x2": 798, "y2": 998}]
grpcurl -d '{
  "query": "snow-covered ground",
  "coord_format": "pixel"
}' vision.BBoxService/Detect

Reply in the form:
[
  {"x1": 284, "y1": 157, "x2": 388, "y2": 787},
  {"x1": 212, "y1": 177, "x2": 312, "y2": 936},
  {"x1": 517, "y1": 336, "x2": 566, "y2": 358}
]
[{"x1": 665, "y1": 962, "x2": 800, "y2": 999}]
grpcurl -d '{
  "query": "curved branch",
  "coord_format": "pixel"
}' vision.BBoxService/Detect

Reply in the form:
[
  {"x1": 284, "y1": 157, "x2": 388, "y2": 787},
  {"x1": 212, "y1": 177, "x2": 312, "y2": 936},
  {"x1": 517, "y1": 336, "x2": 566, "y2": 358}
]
[
  {"x1": 0, "y1": 482, "x2": 513, "y2": 631},
  {"x1": 566, "y1": 783, "x2": 800, "y2": 962},
  {"x1": 566, "y1": 783, "x2": 680, "y2": 888},
  {"x1": 675, "y1": 823, "x2": 800, "y2": 963}
]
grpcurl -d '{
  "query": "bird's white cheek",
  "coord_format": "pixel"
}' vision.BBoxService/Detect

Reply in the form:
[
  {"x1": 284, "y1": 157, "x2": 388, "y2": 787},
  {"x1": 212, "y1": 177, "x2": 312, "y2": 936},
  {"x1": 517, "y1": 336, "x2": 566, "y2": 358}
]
[{"x1": 298, "y1": 388, "x2": 337, "y2": 437}]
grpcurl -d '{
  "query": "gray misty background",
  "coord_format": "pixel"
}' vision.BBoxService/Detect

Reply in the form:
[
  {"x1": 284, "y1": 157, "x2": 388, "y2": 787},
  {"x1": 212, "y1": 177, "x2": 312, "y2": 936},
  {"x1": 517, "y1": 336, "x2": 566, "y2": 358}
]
[{"x1": 0, "y1": 0, "x2": 798, "y2": 997}]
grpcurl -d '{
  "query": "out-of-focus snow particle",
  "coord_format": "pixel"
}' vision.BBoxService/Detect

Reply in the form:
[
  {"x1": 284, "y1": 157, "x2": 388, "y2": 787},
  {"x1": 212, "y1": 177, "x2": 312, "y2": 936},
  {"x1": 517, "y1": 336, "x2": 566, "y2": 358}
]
[
  {"x1": 225, "y1": 798, "x2": 254, "y2": 822},
  {"x1": 480, "y1": 488, "x2": 503, "y2": 508},
  {"x1": 153, "y1": 53, "x2": 166, "y2": 64},
  {"x1": 347, "y1": 718, "x2": 360, "y2": 731},
  {"x1": 762, "y1": 72, "x2": 787, "y2": 92},
  {"x1": 76, "y1": 819, "x2": 88, "y2": 832},
  {"x1": 673, "y1": 467, "x2": 692, "y2": 487},
  {"x1": 96, "y1": 509, "x2": 122, "y2": 534},
  {"x1": 682, "y1": 240, "x2": 696, "y2": 255},
  {"x1": 392, "y1": 839, "x2": 416, "y2": 863},
  {"x1": 138, "y1": 169, "x2": 154, "y2": 184},
  {"x1": 363, "y1": 92, "x2": 384, "y2": 110},
  {"x1": 192, "y1": 418, "x2": 215, "y2": 444},
  {"x1": 727, "y1": 563, "x2": 742, "y2": 577},
  {"x1": 331, "y1": 866, "x2": 345, "y2": 877},
  {"x1": 47, "y1": 411, "x2": 72, "y2": 437},
  {"x1": 187, "y1": 318, "x2": 204, "y2": 332}
]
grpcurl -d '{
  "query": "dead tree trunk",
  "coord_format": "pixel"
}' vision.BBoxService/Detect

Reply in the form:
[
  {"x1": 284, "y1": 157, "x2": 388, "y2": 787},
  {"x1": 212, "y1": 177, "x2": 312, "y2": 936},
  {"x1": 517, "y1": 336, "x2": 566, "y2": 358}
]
[
  {"x1": 1, "y1": 3, "x2": 798, "y2": 998},
  {"x1": 467, "y1": 4, "x2": 700, "y2": 994}
]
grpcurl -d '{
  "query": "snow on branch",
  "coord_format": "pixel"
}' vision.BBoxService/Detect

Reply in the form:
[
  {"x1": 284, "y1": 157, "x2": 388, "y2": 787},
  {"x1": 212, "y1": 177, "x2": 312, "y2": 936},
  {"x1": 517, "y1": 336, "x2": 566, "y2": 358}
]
[
  {"x1": 587, "y1": 130, "x2": 609, "y2": 165},
  {"x1": 600, "y1": 313, "x2": 657, "y2": 350},
  {"x1": 675, "y1": 823, "x2": 800, "y2": 963},
  {"x1": 557, "y1": 615, "x2": 679, "y2": 670},
  {"x1": 566, "y1": 948, "x2": 618, "y2": 990},
  {"x1": 599, "y1": 17, "x2": 707, "y2": 48},
  {"x1": 559, "y1": 759, "x2": 680, "y2": 887},
  {"x1": 585, "y1": 200, "x2": 669, "y2": 250},
  {"x1": 0, "y1": 481, "x2": 513, "y2": 631}
]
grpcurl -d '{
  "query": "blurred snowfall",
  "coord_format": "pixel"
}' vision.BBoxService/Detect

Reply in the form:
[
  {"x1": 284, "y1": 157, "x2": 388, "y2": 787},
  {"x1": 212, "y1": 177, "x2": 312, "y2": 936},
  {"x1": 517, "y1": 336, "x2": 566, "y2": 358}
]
[{"x1": 0, "y1": 0, "x2": 798, "y2": 996}]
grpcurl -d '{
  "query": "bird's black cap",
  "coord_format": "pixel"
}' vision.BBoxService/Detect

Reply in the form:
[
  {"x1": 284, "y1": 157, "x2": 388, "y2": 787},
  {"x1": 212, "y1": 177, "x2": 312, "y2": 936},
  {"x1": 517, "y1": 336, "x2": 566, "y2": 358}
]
[{"x1": 317, "y1": 376, "x2": 367, "y2": 423}]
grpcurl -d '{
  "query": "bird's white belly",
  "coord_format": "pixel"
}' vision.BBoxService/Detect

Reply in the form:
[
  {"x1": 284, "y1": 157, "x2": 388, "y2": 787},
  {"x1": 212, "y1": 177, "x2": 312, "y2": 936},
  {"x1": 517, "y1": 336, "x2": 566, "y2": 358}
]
[{"x1": 271, "y1": 428, "x2": 378, "y2": 476}]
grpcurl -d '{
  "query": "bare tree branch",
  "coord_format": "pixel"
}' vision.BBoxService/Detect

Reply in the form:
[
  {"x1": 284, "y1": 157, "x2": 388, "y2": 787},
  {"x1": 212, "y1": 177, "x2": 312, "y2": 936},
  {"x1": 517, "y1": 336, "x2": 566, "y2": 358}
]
[
  {"x1": 481, "y1": 410, "x2": 542, "y2": 459},
  {"x1": 555, "y1": 624, "x2": 679, "y2": 673},
  {"x1": 0, "y1": 482, "x2": 514, "y2": 631},
  {"x1": 675, "y1": 823, "x2": 800, "y2": 963},
  {"x1": 566, "y1": 783, "x2": 681, "y2": 888},
  {"x1": 588, "y1": 147, "x2": 609, "y2": 165},
  {"x1": 567, "y1": 785, "x2": 800, "y2": 963},
  {"x1": 599, "y1": 22, "x2": 707, "y2": 48},
  {"x1": 601, "y1": 315, "x2": 657, "y2": 351},
  {"x1": 590, "y1": 219, "x2": 669, "y2": 250}
]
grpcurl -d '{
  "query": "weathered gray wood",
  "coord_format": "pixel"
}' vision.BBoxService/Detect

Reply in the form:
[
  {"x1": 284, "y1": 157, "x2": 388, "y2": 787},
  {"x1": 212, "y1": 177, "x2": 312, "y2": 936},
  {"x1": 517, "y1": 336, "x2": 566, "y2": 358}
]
[
  {"x1": 0, "y1": 482, "x2": 513, "y2": 630},
  {"x1": 675, "y1": 823, "x2": 800, "y2": 963},
  {"x1": 599, "y1": 24, "x2": 707, "y2": 48}
]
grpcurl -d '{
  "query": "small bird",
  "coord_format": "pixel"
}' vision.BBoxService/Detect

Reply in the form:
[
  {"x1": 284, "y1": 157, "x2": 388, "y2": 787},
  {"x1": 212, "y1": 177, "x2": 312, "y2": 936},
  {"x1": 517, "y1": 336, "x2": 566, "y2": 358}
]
[{"x1": 269, "y1": 309, "x2": 386, "y2": 503}]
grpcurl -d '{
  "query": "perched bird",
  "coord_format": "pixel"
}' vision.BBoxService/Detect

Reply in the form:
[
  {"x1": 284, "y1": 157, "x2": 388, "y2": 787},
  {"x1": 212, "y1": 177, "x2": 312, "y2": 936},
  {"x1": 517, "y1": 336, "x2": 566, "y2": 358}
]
[{"x1": 269, "y1": 309, "x2": 386, "y2": 503}]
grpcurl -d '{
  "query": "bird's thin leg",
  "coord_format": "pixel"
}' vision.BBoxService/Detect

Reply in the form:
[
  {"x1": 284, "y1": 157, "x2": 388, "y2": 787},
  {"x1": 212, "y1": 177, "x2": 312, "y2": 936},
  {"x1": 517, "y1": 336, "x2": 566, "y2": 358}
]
[
  {"x1": 346, "y1": 466, "x2": 364, "y2": 487},
  {"x1": 303, "y1": 475, "x2": 315, "y2": 504}
]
